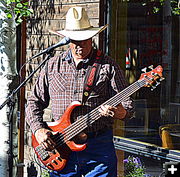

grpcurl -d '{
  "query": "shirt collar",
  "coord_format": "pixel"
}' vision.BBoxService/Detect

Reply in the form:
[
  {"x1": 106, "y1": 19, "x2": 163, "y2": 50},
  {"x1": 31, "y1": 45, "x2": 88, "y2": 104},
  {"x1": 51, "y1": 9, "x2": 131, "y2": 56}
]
[{"x1": 63, "y1": 48, "x2": 94, "y2": 68}]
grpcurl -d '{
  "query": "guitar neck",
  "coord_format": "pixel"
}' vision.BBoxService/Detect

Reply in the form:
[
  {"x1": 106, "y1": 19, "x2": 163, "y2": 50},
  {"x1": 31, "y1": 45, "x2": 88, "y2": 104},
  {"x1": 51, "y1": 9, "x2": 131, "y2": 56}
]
[
  {"x1": 102, "y1": 79, "x2": 145, "y2": 107},
  {"x1": 64, "y1": 79, "x2": 146, "y2": 140}
]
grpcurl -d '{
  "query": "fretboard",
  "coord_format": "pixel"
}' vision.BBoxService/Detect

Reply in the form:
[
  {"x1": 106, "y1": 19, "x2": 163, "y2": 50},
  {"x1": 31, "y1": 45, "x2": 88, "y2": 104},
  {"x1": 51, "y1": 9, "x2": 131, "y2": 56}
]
[{"x1": 64, "y1": 79, "x2": 146, "y2": 140}]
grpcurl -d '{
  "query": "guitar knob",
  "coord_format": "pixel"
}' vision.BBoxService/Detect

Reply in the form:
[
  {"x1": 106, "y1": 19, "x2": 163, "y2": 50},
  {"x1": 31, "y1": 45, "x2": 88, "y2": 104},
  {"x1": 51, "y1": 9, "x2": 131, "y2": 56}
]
[
  {"x1": 47, "y1": 163, "x2": 54, "y2": 169},
  {"x1": 56, "y1": 156, "x2": 62, "y2": 162},
  {"x1": 52, "y1": 160, "x2": 58, "y2": 165}
]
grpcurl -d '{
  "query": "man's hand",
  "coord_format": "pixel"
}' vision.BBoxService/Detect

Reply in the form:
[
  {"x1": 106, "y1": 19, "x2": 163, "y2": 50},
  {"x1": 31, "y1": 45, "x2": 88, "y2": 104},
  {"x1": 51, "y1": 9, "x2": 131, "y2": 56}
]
[
  {"x1": 34, "y1": 128, "x2": 56, "y2": 150},
  {"x1": 99, "y1": 104, "x2": 127, "y2": 120}
]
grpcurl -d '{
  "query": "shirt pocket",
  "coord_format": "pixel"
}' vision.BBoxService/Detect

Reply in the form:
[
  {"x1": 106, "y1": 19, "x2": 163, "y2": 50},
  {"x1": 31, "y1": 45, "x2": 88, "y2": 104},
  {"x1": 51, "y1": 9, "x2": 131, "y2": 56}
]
[{"x1": 49, "y1": 73, "x2": 67, "y2": 93}]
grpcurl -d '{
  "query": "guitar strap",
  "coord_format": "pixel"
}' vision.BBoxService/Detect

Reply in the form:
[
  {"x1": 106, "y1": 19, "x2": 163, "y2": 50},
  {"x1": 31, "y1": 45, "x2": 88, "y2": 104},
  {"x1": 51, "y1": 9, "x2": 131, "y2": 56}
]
[{"x1": 82, "y1": 50, "x2": 103, "y2": 105}]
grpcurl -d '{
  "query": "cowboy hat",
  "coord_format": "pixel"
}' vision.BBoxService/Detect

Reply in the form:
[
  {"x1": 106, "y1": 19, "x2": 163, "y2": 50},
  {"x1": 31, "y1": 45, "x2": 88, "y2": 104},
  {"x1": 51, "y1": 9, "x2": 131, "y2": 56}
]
[{"x1": 49, "y1": 6, "x2": 108, "y2": 41}]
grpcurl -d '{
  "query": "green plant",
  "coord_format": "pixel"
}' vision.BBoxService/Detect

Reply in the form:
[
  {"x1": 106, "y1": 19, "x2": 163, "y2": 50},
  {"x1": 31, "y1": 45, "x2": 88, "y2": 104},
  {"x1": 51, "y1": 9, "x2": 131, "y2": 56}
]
[
  {"x1": 123, "y1": 156, "x2": 147, "y2": 177},
  {"x1": 41, "y1": 170, "x2": 50, "y2": 177},
  {"x1": 142, "y1": 0, "x2": 180, "y2": 15},
  {"x1": 4, "y1": 0, "x2": 33, "y2": 25}
]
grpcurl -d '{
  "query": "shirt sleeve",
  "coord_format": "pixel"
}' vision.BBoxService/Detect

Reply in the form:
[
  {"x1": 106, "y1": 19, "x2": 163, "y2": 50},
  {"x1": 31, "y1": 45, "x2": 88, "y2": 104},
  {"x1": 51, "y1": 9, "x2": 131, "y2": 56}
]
[
  {"x1": 25, "y1": 62, "x2": 50, "y2": 133},
  {"x1": 110, "y1": 59, "x2": 134, "y2": 118}
]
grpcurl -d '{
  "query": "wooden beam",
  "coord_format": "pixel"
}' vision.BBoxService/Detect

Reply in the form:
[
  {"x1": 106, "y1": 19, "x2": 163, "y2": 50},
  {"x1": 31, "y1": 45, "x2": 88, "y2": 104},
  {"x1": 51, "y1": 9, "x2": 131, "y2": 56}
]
[{"x1": 17, "y1": 19, "x2": 26, "y2": 177}]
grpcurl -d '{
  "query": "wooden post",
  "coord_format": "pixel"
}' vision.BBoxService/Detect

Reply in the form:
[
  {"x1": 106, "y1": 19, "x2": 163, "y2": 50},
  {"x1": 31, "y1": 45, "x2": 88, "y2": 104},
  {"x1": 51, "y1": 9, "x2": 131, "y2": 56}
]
[
  {"x1": 17, "y1": 19, "x2": 26, "y2": 177},
  {"x1": 110, "y1": 1, "x2": 127, "y2": 176}
]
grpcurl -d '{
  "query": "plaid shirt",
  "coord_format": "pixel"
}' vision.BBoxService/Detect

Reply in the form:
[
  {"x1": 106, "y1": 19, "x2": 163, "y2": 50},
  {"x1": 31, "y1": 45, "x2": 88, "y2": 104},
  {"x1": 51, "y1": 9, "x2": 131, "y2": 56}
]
[{"x1": 26, "y1": 49, "x2": 133, "y2": 133}]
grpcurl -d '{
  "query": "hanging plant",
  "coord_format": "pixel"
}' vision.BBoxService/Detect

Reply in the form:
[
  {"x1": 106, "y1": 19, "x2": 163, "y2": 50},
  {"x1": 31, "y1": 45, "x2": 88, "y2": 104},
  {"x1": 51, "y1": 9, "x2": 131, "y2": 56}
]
[{"x1": 4, "y1": 0, "x2": 33, "y2": 25}]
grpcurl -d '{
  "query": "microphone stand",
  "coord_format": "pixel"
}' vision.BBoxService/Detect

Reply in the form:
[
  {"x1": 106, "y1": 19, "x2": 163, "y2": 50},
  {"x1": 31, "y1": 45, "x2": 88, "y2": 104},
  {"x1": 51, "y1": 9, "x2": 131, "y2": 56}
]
[{"x1": 0, "y1": 48, "x2": 54, "y2": 177}]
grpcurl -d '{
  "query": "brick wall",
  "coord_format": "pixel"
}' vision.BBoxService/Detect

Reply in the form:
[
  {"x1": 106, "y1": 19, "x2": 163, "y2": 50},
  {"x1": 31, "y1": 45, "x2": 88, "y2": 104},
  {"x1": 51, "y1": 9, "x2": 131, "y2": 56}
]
[{"x1": 24, "y1": 1, "x2": 100, "y2": 176}]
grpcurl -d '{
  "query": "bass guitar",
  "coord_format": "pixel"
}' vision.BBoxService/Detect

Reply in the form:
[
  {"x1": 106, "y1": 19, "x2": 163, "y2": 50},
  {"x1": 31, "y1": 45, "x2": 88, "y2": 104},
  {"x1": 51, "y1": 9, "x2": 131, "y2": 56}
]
[{"x1": 32, "y1": 65, "x2": 164, "y2": 171}]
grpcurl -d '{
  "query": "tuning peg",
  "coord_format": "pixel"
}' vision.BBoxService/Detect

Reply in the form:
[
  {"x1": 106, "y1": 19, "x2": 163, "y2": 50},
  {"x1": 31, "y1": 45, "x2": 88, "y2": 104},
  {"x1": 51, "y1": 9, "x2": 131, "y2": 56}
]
[
  {"x1": 148, "y1": 65, "x2": 154, "y2": 70},
  {"x1": 141, "y1": 67, "x2": 147, "y2": 73},
  {"x1": 155, "y1": 81, "x2": 160, "y2": 87},
  {"x1": 159, "y1": 77, "x2": 165, "y2": 81},
  {"x1": 151, "y1": 85, "x2": 156, "y2": 91}
]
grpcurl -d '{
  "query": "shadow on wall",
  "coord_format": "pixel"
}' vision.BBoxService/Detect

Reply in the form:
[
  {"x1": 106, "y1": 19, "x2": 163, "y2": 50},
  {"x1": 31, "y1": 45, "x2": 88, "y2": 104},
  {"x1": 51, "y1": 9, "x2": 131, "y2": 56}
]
[
  {"x1": 28, "y1": 0, "x2": 59, "y2": 51},
  {"x1": 27, "y1": 162, "x2": 38, "y2": 177}
]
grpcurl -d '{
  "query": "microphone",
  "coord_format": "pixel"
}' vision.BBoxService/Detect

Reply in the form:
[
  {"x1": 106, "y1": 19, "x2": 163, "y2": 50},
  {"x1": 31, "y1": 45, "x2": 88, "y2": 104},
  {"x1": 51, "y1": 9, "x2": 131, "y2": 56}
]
[
  {"x1": 45, "y1": 37, "x2": 71, "y2": 53},
  {"x1": 31, "y1": 37, "x2": 71, "y2": 59}
]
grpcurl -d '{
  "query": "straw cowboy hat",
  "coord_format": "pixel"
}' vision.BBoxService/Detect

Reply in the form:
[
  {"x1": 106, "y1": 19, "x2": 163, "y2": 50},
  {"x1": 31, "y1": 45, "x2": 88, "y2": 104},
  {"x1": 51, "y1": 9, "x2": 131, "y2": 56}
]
[{"x1": 49, "y1": 6, "x2": 108, "y2": 41}]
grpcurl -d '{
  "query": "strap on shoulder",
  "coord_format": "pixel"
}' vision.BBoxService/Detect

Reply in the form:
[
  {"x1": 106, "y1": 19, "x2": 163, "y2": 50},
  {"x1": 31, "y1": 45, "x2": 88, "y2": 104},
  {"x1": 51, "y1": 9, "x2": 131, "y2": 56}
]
[{"x1": 82, "y1": 50, "x2": 103, "y2": 105}]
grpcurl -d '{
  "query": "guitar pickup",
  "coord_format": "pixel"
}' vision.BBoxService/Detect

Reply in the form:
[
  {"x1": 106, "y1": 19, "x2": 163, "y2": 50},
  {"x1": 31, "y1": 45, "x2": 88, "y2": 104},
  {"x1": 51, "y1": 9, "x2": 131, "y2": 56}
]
[
  {"x1": 35, "y1": 145, "x2": 50, "y2": 160},
  {"x1": 40, "y1": 152, "x2": 50, "y2": 160}
]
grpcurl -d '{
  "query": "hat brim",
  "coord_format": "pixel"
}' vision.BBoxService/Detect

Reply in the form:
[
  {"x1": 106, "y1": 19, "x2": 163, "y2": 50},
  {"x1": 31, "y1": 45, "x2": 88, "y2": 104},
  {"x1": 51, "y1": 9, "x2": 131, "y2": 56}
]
[{"x1": 49, "y1": 25, "x2": 108, "y2": 41}]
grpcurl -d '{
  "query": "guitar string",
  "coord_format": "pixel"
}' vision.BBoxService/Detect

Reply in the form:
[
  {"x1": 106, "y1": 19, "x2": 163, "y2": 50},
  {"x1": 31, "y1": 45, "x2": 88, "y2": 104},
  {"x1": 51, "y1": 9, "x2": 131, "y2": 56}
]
[
  {"x1": 52, "y1": 80, "x2": 146, "y2": 147},
  {"x1": 52, "y1": 79, "x2": 146, "y2": 147},
  {"x1": 47, "y1": 75, "x2": 154, "y2": 149},
  {"x1": 62, "y1": 80, "x2": 145, "y2": 142},
  {"x1": 51, "y1": 80, "x2": 145, "y2": 147},
  {"x1": 65, "y1": 76, "x2": 157, "y2": 142},
  {"x1": 51, "y1": 87, "x2": 138, "y2": 147}
]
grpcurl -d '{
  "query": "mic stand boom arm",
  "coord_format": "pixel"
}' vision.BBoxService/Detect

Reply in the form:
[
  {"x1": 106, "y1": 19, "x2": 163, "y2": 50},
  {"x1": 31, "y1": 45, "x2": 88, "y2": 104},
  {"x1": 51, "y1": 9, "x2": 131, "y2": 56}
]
[
  {"x1": 0, "y1": 36, "x2": 70, "y2": 110},
  {"x1": 0, "y1": 51, "x2": 53, "y2": 110}
]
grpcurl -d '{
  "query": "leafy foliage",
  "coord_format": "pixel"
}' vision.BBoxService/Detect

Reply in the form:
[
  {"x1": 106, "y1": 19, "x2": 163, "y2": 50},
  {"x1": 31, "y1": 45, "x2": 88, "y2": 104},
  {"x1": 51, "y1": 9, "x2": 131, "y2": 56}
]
[
  {"x1": 171, "y1": 0, "x2": 180, "y2": 15},
  {"x1": 124, "y1": 156, "x2": 146, "y2": 177},
  {"x1": 4, "y1": 0, "x2": 33, "y2": 25},
  {"x1": 41, "y1": 170, "x2": 50, "y2": 177},
  {"x1": 142, "y1": 0, "x2": 180, "y2": 15}
]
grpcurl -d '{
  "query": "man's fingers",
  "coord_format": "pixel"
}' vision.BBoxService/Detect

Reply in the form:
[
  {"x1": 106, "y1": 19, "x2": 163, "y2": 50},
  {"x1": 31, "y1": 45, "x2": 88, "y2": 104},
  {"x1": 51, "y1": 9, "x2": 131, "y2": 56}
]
[
  {"x1": 98, "y1": 105, "x2": 115, "y2": 117},
  {"x1": 41, "y1": 138, "x2": 55, "y2": 150},
  {"x1": 41, "y1": 141, "x2": 48, "y2": 149},
  {"x1": 44, "y1": 132, "x2": 57, "y2": 150},
  {"x1": 35, "y1": 128, "x2": 57, "y2": 150},
  {"x1": 47, "y1": 133, "x2": 57, "y2": 147}
]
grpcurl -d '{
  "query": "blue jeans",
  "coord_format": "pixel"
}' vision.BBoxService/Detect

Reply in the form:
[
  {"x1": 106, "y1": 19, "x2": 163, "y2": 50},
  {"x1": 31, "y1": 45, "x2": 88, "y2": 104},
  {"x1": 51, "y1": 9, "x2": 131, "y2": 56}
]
[{"x1": 50, "y1": 130, "x2": 117, "y2": 177}]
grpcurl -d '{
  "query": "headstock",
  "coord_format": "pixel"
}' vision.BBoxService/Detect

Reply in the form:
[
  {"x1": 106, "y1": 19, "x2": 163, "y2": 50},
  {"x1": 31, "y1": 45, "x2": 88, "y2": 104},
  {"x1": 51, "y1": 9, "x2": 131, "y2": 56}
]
[{"x1": 139, "y1": 65, "x2": 164, "y2": 90}]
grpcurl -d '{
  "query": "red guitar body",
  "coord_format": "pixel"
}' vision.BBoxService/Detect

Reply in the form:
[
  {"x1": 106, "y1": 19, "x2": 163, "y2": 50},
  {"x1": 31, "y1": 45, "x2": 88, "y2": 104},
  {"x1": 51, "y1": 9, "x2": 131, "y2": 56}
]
[{"x1": 32, "y1": 101, "x2": 86, "y2": 171}]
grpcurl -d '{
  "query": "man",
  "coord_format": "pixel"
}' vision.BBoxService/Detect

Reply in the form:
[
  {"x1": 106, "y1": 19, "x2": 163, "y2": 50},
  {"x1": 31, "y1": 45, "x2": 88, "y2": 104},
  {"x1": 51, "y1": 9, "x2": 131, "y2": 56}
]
[{"x1": 26, "y1": 6, "x2": 134, "y2": 177}]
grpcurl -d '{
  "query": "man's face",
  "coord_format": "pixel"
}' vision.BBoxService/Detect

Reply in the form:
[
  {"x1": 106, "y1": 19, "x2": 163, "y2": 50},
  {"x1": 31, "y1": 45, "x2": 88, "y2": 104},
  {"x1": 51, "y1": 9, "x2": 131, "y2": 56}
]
[{"x1": 69, "y1": 38, "x2": 92, "y2": 60}]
